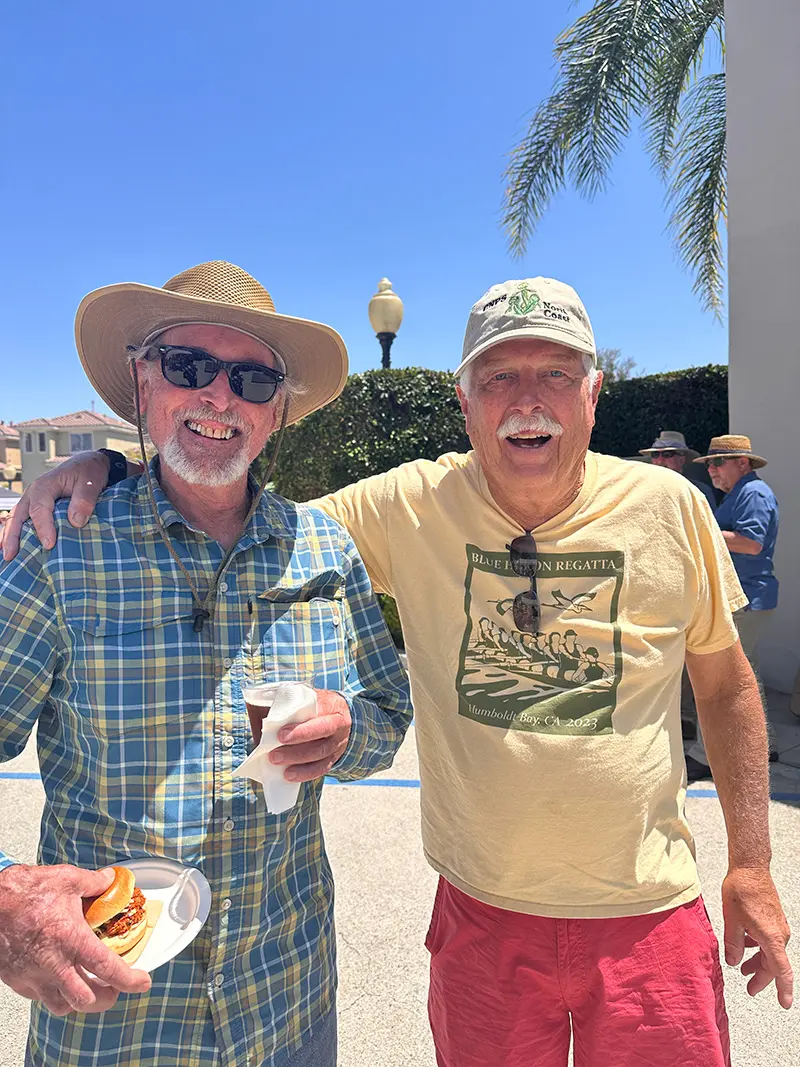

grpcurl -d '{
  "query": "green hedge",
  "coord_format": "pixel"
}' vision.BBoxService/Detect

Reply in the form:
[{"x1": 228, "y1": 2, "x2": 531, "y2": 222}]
[
  {"x1": 270, "y1": 368, "x2": 470, "y2": 500},
  {"x1": 591, "y1": 364, "x2": 728, "y2": 457}
]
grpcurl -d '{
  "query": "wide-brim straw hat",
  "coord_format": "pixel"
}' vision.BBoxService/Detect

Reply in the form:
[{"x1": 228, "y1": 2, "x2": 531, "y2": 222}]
[
  {"x1": 693, "y1": 434, "x2": 767, "y2": 469},
  {"x1": 74, "y1": 260, "x2": 349, "y2": 426},
  {"x1": 639, "y1": 430, "x2": 698, "y2": 460}
]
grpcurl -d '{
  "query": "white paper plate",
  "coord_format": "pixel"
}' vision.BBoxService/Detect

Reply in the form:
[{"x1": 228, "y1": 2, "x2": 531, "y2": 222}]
[{"x1": 118, "y1": 858, "x2": 212, "y2": 973}]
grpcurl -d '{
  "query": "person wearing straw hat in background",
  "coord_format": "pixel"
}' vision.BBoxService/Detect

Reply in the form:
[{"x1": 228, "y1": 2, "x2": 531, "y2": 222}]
[
  {"x1": 0, "y1": 261, "x2": 412, "y2": 1067},
  {"x1": 11, "y1": 277, "x2": 794, "y2": 1067},
  {"x1": 639, "y1": 430, "x2": 719, "y2": 509},
  {"x1": 684, "y1": 435, "x2": 780, "y2": 782}
]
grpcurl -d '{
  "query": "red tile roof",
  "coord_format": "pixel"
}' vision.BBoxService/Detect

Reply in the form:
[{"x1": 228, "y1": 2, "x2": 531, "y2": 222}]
[
  {"x1": 0, "y1": 423, "x2": 20, "y2": 440},
  {"x1": 15, "y1": 409, "x2": 135, "y2": 430}
]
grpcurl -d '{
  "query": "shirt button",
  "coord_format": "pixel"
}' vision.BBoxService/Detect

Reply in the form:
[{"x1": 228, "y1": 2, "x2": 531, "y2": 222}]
[
  {"x1": 214, "y1": 973, "x2": 225, "y2": 988},
  {"x1": 221, "y1": 898, "x2": 232, "y2": 911},
  {"x1": 223, "y1": 657, "x2": 233, "y2": 669},
  {"x1": 219, "y1": 582, "x2": 228, "y2": 593},
  {"x1": 222, "y1": 734, "x2": 234, "y2": 749},
  {"x1": 332, "y1": 616, "x2": 341, "y2": 627},
  {"x1": 223, "y1": 818, "x2": 235, "y2": 832}
]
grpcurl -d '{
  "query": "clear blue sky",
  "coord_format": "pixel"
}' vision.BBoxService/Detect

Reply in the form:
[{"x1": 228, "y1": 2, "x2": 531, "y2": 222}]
[{"x1": 2, "y1": 0, "x2": 726, "y2": 423}]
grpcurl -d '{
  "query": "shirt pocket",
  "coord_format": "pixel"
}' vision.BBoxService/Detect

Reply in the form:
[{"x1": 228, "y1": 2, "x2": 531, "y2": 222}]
[
  {"x1": 60, "y1": 592, "x2": 203, "y2": 748},
  {"x1": 58, "y1": 593, "x2": 209, "y2": 838},
  {"x1": 253, "y1": 571, "x2": 349, "y2": 691}
]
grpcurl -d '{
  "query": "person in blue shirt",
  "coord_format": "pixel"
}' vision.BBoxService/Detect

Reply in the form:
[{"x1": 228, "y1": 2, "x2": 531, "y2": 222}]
[
  {"x1": 638, "y1": 430, "x2": 720, "y2": 510},
  {"x1": 685, "y1": 435, "x2": 779, "y2": 780}
]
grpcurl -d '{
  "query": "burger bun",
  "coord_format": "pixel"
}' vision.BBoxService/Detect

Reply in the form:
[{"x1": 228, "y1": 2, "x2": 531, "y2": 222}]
[{"x1": 84, "y1": 866, "x2": 136, "y2": 930}]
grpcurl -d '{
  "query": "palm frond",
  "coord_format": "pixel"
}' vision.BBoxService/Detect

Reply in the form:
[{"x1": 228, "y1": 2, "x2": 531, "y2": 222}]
[
  {"x1": 666, "y1": 71, "x2": 726, "y2": 314},
  {"x1": 504, "y1": 0, "x2": 677, "y2": 255},
  {"x1": 644, "y1": 0, "x2": 724, "y2": 175}
]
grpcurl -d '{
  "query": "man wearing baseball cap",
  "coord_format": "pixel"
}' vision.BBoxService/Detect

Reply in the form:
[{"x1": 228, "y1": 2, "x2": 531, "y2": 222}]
[{"x1": 7, "y1": 277, "x2": 793, "y2": 1066}]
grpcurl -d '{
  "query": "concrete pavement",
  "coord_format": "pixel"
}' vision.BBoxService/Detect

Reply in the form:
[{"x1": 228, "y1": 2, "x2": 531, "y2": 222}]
[{"x1": 1, "y1": 714, "x2": 798, "y2": 1066}]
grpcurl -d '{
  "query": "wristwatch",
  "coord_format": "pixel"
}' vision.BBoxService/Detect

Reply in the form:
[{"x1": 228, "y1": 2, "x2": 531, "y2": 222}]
[{"x1": 97, "y1": 448, "x2": 130, "y2": 488}]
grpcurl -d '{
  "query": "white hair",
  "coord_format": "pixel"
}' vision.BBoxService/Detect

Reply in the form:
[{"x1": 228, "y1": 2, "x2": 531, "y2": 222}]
[{"x1": 457, "y1": 351, "x2": 598, "y2": 396}]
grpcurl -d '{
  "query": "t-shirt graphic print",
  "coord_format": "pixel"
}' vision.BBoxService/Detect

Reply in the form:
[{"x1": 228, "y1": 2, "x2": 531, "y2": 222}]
[{"x1": 458, "y1": 545, "x2": 624, "y2": 734}]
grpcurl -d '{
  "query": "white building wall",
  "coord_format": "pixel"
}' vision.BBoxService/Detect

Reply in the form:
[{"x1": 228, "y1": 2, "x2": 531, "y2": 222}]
[{"x1": 727, "y1": 0, "x2": 800, "y2": 692}]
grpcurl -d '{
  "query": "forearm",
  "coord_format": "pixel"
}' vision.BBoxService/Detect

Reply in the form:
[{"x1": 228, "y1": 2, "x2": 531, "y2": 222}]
[
  {"x1": 330, "y1": 687, "x2": 411, "y2": 782},
  {"x1": 329, "y1": 541, "x2": 412, "y2": 779},
  {"x1": 722, "y1": 530, "x2": 762, "y2": 555},
  {"x1": 697, "y1": 677, "x2": 772, "y2": 867}
]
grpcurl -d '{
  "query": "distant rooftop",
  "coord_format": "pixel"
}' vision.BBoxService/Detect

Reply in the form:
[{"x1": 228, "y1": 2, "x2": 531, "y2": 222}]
[
  {"x1": 0, "y1": 422, "x2": 20, "y2": 440},
  {"x1": 15, "y1": 409, "x2": 134, "y2": 431}
]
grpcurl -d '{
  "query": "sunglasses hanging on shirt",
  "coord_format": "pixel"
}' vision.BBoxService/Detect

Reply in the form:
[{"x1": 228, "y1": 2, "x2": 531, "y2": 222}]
[{"x1": 506, "y1": 530, "x2": 541, "y2": 634}]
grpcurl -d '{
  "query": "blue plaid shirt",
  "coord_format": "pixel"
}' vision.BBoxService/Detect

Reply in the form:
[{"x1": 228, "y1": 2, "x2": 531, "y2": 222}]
[{"x1": 0, "y1": 469, "x2": 412, "y2": 1067}]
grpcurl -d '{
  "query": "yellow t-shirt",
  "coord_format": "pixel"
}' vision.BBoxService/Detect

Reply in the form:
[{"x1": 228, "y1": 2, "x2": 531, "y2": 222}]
[{"x1": 311, "y1": 451, "x2": 747, "y2": 918}]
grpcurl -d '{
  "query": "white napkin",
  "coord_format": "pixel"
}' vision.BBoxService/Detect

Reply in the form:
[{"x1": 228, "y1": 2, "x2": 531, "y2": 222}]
[{"x1": 232, "y1": 682, "x2": 318, "y2": 813}]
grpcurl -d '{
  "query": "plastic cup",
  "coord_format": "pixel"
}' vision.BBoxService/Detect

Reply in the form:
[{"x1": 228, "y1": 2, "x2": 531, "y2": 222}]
[{"x1": 242, "y1": 684, "x2": 279, "y2": 746}]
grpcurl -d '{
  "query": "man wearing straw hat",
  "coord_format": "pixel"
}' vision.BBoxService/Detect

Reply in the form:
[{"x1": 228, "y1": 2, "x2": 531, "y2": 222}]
[
  {"x1": 684, "y1": 435, "x2": 780, "y2": 780},
  {"x1": 639, "y1": 429, "x2": 718, "y2": 508},
  {"x1": 0, "y1": 262, "x2": 412, "y2": 1067},
  {"x1": 6, "y1": 278, "x2": 793, "y2": 1066}
]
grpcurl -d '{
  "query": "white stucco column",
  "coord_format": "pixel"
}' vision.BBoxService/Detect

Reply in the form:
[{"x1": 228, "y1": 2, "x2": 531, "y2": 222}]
[{"x1": 727, "y1": 0, "x2": 800, "y2": 692}]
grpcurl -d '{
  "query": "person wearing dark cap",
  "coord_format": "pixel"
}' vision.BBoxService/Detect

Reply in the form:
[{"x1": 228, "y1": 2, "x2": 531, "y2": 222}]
[
  {"x1": 639, "y1": 430, "x2": 718, "y2": 509},
  {"x1": 685, "y1": 435, "x2": 779, "y2": 781}
]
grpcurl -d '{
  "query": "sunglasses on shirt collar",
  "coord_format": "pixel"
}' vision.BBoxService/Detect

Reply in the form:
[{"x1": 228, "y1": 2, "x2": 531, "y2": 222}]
[
  {"x1": 507, "y1": 530, "x2": 541, "y2": 634},
  {"x1": 128, "y1": 343, "x2": 285, "y2": 404}
]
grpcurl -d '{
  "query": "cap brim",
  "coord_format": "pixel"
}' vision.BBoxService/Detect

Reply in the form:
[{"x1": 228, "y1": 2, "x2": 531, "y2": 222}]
[
  {"x1": 640, "y1": 447, "x2": 699, "y2": 460},
  {"x1": 454, "y1": 326, "x2": 596, "y2": 378},
  {"x1": 75, "y1": 283, "x2": 349, "y2": 426}
]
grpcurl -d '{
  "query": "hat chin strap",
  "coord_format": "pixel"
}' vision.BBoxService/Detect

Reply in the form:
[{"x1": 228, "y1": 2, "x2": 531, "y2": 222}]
[{"x1": 130, "y1": 359, "x2": 289, "y2": 633}]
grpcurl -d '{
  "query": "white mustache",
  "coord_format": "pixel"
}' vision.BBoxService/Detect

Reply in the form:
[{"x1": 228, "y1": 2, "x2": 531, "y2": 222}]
[
  {"x1": 497, "y1": 413, "x2": 564, "y2": 440},
  {"x1": 176, "y1": 406, "x2": 248, "y2": 433}
]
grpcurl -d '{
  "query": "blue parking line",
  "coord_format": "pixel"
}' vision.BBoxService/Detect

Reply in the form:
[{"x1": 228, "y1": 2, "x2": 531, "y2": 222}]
[
  {"x1": 325, "y1": 777, "x2": 421, "y2": 788},
  {"x1": 1, "y1": 772, "x2": 798, "y2": 801}
]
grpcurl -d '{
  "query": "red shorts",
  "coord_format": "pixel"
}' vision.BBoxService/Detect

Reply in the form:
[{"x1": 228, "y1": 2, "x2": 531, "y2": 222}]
[{"x1": 426, "y1": 878, "x2": 730, "y2": 1067}]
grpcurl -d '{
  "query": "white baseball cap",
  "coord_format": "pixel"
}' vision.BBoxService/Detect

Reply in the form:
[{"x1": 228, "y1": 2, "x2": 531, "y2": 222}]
[{"x1": 455, "y1": 277, "x2": 596, "y2": 378}]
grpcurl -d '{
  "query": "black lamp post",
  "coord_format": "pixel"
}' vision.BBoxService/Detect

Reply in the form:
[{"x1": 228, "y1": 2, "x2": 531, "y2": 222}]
[{"x1": 368, "y1": 278, "x2": 404, "y2": 369}]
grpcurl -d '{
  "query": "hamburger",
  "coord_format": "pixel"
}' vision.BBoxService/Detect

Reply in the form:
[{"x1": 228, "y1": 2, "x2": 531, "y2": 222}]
[{"x1": 83, "y1": 866, "x2": 149, "y2": 956}]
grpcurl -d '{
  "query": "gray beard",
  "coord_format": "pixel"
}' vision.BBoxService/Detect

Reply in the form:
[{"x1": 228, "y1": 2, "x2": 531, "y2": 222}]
[{"x1": 158, "y1": 435, "x2": 252, "y2": 487}]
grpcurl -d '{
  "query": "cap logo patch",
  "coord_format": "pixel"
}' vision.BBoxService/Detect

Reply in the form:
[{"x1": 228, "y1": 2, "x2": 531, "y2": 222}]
[{"x1": 507, "y1": 283, "x2": 541, "y2": 317}]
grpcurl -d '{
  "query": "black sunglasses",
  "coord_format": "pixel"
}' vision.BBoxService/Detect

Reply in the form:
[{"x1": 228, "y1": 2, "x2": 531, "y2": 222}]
[
  {"x1": 705, "y1": 457, "x2": 731, "y2": 469},
  {"x1": 506, "y1": 530, "x2": 541, "y2": 634},
  {"x1": 130, "y1": 344, "x2": 285, "y2": 404},
  {"x1": 652, "y1": 450, "x2": 682, "y2": 459}
]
